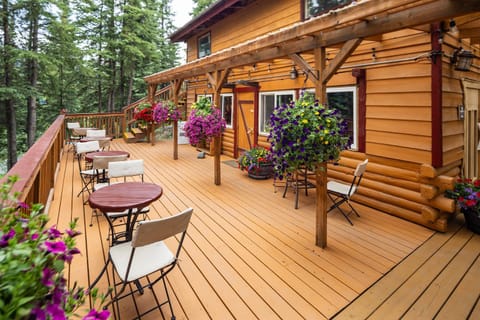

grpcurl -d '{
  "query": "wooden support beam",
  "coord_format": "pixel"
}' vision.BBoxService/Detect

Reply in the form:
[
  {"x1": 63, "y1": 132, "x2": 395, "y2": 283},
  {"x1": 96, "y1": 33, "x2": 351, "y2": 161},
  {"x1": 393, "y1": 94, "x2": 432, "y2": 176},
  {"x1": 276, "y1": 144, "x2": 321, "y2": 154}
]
[
  {"x1": 144, "y1": 0, "x2": 479, "y2": 84},
  {"x1": 170, "y1": 79, "x2": 184, "y2": 160},
  {"x1": 289, "y1": 53, "x2": 319, "y2": 85},
  {"x1": 321, "y1": 38, "x2": 362, "y2": 84}
]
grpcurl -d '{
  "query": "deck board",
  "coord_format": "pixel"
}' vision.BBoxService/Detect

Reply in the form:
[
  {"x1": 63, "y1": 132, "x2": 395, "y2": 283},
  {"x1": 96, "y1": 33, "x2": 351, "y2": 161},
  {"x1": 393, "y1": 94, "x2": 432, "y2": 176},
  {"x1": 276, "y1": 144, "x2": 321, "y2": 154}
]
[{"x1": 45, "y1": 138, "x2": 453, "y2": 319}]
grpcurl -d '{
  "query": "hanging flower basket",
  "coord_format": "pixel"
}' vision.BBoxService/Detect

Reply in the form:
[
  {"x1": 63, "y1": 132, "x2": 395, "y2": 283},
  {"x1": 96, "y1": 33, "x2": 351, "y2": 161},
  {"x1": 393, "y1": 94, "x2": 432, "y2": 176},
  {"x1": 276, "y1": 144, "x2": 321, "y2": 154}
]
[
  {"x1": 184, "y1": 97, "x2": 226, "y2": 146},
  {"x1": 268, "y1": 90, "x2": 351, "y2": 179},
  {"x1": 152, "y1": 100, "x2": 182, "y2": 124}
]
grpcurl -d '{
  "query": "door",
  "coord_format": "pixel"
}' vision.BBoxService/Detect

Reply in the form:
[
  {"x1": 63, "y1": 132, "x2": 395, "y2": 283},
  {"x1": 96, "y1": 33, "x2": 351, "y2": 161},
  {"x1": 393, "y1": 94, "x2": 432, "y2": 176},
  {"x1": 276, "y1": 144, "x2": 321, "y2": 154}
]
[
  {"x1": 462, "y1": 79, "x2": 480, "y2": 178},
  {"x1": 235, "y1": 88, "x2": 257, "y2": 155}
]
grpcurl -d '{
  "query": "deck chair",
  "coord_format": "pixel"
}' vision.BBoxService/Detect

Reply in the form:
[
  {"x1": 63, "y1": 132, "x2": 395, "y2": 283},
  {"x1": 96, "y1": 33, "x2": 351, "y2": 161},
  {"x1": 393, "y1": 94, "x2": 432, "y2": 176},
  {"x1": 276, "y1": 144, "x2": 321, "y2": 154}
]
[
  {"x1": 283, "y1": 166, "x2": 316, "y2": 209},
  {"x1": 327, "y1": 159, "x2": 368, "y2": 225},
  {"x1": 86, "y1": 129, "x2": 106, "y2": 137},
  {"x1": 66, "y1": 122, "x2": 81, "y2": 152},
  {"x1": 89, "y1": 208, "x2": 193, "y2": 320},
  {"x1": 75, "y1": 140, "x2": 101, "y2": 200}
]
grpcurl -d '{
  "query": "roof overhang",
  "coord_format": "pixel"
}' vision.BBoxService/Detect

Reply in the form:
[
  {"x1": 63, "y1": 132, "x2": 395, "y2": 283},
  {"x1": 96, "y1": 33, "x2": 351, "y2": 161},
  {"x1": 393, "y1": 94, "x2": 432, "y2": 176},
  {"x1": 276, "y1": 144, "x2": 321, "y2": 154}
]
[
  {"x1": 170, "y1": 0, "x2": 256, "y2": 42},
  {"x1": 148, "y1": 0, "x2": 479, "y2": 86}
]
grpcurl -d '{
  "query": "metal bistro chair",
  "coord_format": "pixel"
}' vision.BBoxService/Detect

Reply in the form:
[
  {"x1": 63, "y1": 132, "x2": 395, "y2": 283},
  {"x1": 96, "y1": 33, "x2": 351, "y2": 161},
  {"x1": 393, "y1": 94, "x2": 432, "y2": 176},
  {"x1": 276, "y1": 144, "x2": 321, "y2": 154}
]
[
  {"x1": 88, "y1": 154, "x2": 129, "y2": 226},
  {"x1": 283, "y1": 166, "x2": 316, "y2": 209},
  {"x1": 93, "y1": 159, "x2": 151, "y2": 244},
  {"x1": 327, "y1": 159, "x2": 368, "y2": 225},
  {"x1": 66, "y1": 122, "x2": 81, "y2": 152},
  {"x1": 75, "y1": 140, "x2": 101, "y2": 201},
  {"x1": 89, "y1": 208, "x2": 193, "y2": 320}
]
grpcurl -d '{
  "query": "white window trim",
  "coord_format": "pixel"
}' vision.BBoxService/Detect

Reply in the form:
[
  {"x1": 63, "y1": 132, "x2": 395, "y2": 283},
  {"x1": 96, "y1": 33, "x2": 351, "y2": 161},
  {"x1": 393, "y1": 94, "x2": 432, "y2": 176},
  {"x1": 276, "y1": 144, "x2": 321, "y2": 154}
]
[
  {"x1": 259, "y1": 90, "x2": 295, "y2": 136},
  {"x1": 196, "y1": 94, "x2": 213, "y2": 103},
  {"x1": 221, "y1": 93, "x2": 234, "y2": 129}
]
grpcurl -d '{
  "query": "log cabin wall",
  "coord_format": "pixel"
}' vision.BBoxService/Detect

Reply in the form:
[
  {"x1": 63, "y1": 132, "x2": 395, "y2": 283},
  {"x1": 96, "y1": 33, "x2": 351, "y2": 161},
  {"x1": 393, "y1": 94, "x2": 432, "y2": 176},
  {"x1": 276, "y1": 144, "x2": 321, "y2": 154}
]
[{"x1": 178, "y1": 1, "x2": 480, "y2": 232}]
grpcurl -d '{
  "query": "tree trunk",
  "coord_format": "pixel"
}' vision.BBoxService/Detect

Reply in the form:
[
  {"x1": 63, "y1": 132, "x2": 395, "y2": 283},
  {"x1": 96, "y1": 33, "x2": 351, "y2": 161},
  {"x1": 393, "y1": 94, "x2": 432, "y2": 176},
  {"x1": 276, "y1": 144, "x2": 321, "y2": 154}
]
[
  {"x1": 27, "y1": 0, "x2": 39, "y2": 147},
  {"x1": 2, "y1": 0, "x2": 17, "y2": 169}
]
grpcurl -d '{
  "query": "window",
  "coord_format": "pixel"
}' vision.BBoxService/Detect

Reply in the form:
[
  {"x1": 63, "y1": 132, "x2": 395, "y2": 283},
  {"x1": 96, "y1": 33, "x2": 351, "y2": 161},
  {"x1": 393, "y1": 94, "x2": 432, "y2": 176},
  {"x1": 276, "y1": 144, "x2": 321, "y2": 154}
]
[
  {"x1": 305, "y1": 0, "x2": 353, "y2": 19},
  {"x1": 259, "y1": 91, "x2": 295, "y2": 135},
  {"x1": 221, "y1": 94, "x2": 233, "y2": 128},
  {"x1": 306, "y1": 86, "x2": 358, "y2": 149},
  {"x1": 198, "y1": 33, "x2": 211, "y2": 58}
]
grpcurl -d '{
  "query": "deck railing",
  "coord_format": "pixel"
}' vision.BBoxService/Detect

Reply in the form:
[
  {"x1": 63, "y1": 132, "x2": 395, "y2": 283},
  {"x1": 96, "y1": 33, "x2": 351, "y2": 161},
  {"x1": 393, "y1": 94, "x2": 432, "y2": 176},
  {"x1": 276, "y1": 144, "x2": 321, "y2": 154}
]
[{"x1": 0, "y1": 115, "x2": 65, "y2": 208}]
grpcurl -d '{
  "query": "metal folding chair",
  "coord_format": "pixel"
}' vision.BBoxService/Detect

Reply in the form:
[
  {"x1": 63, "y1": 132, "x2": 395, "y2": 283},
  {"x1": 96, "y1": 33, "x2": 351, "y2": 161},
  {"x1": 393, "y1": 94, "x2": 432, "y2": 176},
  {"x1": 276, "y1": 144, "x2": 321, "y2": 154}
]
[
  {"x1": 89, "y1": 208, "x2": 193, "y2": 320},
  {"x1": 327, "y1": 159, "x2": 368, "y2": 225}
]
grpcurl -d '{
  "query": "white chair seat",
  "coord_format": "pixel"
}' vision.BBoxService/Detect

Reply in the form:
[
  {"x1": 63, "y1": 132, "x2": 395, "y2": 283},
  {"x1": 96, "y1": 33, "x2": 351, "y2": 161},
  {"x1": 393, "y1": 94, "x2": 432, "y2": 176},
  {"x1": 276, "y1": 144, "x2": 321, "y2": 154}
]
[
  {"x1": 327, "y1": 180, "x2": 357, "y2": 197},
  {"x1": 110, "y1": 241, "x2": 175, "y2": 282}
]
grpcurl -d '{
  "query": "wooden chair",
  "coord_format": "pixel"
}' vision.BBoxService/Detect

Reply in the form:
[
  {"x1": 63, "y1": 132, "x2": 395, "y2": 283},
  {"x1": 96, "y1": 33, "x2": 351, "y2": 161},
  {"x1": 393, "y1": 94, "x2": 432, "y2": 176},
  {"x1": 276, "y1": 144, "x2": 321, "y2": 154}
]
[
  {"x1": 327, "y1": 159, "x2": 368, "y2": 225},
  {"x1": 89, "y1": 208, "x2": 193, "y2": 320}
]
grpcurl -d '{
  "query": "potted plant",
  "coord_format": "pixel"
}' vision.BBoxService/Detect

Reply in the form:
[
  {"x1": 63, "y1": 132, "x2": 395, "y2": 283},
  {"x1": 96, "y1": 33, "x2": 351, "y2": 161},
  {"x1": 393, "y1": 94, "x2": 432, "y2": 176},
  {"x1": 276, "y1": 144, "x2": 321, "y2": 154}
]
[
  {"x1": 445, "y1": 177, "x2": 480, "y2": 234},
  {"x1": 183, "y1": 97, "x2": 226, "y2": 147},
  {"x1": 238, "y1": 146, "x2": 273, "y2": 179},
  {"x1": 152, "y1": 100, "x2": 182, "y2": 124},
  {"x1": 268, "y1": 90, "x2": 351, "y2": 179},
  {"x1": 0, "y1": 176, "x2": 108, "y2": 319}
]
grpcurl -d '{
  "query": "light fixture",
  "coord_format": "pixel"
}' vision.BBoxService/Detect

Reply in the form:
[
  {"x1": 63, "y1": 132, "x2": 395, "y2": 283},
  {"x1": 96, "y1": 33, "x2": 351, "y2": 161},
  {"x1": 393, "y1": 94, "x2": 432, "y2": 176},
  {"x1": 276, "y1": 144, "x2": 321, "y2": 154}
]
[
  {"x1": 290, "y1": 66, "x2": 298, "y2": 79},
  {"x1": 449, "y1": 19, "x2": 459, "y2": 37},
  {"x1": 451, "y1": 48, "x2": 475, "y2": 71}
]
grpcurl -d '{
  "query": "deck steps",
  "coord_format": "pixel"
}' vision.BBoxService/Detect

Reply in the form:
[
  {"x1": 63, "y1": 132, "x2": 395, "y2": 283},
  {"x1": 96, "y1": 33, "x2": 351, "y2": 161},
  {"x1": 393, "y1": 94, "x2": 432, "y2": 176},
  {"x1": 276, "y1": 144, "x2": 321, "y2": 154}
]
[{"x1": 123, "y1": 127, "x2": 146, "y2": 143}]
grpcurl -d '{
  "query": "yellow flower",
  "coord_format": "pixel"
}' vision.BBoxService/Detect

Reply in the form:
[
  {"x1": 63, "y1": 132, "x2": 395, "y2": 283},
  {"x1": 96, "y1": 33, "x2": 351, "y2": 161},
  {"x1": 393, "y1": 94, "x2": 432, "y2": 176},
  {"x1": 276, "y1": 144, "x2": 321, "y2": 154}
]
[
  {"x1": 315, "y1": 111, "x2": 319, "y2": 115},
  {"x1": 302, "y1": 119, "x2": 308, "y2": 124},
  {"x1": 324, "y1": 129, "x2": 329, "y2": 134},
  {"x1": 324, "y1": 141, "x2": 329, "y2": 145}
]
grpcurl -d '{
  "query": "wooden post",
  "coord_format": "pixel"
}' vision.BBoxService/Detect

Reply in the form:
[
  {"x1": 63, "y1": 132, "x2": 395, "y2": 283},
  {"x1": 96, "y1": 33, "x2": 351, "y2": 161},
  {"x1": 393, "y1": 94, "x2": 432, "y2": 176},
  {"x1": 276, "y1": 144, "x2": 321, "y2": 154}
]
[
  {"x1": 315, "y1": 47, "x2": 328, "y2": 247},
  {"x1": 214, "y1": 136, "x2": 221, "y2": 185},
  {"x1": 173, "y1": 121, "x2": 178, "y2": 160},
  {"x1": 315, "y1": 162, "x2": 328, "y2": 248}
]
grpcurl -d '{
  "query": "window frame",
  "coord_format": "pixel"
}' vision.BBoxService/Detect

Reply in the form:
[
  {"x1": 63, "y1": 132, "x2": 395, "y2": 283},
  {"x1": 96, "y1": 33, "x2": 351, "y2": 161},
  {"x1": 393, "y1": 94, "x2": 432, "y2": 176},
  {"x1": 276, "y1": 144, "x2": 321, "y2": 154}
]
[
  {"x1": 258, "y1": 90, "x2": 295, "y2": 136},
  {"x1": 220, "y1": 93, "x2": 234, "y2": 129},
  {"x1": 197, "y1": 32, "x2": 211, "y2": 58}
]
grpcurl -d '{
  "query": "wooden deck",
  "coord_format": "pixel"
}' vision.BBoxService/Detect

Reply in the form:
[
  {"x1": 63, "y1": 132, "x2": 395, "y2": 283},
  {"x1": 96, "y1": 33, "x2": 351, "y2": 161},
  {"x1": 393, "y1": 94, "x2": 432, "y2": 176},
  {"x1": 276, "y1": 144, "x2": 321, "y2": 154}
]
[{"x1": 45, "y1": 138, "x2": 477, "y2": 319}]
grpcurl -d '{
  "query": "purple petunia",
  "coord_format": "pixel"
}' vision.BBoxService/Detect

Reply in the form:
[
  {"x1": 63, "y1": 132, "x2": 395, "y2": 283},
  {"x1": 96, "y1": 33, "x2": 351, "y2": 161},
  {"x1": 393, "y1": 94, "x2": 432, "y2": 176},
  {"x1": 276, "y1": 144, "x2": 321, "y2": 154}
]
[
  {"x1": 44, "y1": 241, "x2": 67, "y2": 254},
  {"x1": 83, "y1": 309, "x2": 111, "y2": 320}
]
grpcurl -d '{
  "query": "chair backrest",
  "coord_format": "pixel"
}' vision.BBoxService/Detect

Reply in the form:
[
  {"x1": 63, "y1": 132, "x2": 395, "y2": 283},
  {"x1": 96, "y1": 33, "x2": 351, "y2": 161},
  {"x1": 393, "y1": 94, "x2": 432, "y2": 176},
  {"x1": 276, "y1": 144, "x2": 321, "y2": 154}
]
[
  {"x1": 92, "y1": 154, "x2": 129, "y2": 171},
  {"x1": 354, "y1": 159, "x2": 368, "y2": 178},
  {"x1": 67, "y1": 122, "x2": 80, "y2": 129},
  {"x1": 86, "y1": 129, "x2": 106, "y2": 137},
  {"x1": 75, "y1": 140, "x2": 101, "y2": 155},
  {"x1": 108, "y1": 159, "x2": 144, "y2": 182},
  {"x1": 132, "y1": 208, "x2": 193, "y2": 248}
]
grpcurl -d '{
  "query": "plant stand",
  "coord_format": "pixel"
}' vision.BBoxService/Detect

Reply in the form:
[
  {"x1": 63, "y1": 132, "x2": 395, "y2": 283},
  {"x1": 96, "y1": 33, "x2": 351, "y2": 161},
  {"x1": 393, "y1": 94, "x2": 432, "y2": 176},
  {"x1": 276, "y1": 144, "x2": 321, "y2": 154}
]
[
  {"x1": 247, "y1": 164, "x2": 273, "y2": 180},
  {"x1": 463, "y1": 209, "x2": 480, "y2": 234}
]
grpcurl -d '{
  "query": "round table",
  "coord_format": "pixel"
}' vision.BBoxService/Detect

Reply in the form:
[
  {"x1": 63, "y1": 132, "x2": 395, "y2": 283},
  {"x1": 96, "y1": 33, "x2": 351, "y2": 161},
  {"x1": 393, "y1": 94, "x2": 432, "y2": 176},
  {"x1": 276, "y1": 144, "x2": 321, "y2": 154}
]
[
  {"x1": 89, "y1": 182, "x2": 163, "y2": 244},
  {"x1": 85, "y1": 150, "x2": 129, "y2": 162}
]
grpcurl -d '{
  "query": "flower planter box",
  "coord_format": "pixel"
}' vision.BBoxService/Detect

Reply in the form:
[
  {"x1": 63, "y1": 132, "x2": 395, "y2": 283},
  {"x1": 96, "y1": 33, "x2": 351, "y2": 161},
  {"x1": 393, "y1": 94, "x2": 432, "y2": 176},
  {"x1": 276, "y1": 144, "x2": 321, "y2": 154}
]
[
  {"x1": 462, "y1": 209, "x2": 480, "y2": 234},
  {"x1": 248, "y1": 163, "x2": 273, "y2": 180}
]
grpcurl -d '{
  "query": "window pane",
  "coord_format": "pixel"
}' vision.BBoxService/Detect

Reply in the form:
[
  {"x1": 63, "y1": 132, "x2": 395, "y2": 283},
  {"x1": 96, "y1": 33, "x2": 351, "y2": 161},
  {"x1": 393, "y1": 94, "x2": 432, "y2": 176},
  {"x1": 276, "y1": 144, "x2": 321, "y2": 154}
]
[
  {"x1": 306, "y1": 0, "x2": 352, "y2": 18},
  {"x1": 260, "y1": 94, "x2": 275, "y2": 133},
  {"x1": 327, "y1": 91, "x2": 353, "y2": 144},
  {"x1": 198, "y1": 33, "x2": 211, "y2": 58},
  {"x1": 222, "y1": 95, "x2": 233, "y2": 127},
  {"x1": 276, "y1": 94, "x2": 293, "y2": 108}
]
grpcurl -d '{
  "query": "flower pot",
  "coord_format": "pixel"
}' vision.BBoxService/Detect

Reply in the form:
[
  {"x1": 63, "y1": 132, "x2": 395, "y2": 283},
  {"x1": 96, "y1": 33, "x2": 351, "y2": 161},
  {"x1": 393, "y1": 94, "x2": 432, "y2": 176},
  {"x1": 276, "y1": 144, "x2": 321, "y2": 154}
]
[
  {"x1": 462, "y1": 209, "x2": 480, "y2": 234},
  {"x1": 247, "y1": 163, "x2": 273, "y2": 180}
]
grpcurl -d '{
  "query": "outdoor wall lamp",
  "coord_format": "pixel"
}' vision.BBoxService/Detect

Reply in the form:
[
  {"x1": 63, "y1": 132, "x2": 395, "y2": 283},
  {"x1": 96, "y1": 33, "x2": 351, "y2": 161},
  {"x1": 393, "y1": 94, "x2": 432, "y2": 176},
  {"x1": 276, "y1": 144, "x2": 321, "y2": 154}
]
[
  {"x1": 290, "y1": 66, "x2": 298, "y2": 79},
  {"x1": 451, "y1": 48, "x2": 475, "y2": 71}
]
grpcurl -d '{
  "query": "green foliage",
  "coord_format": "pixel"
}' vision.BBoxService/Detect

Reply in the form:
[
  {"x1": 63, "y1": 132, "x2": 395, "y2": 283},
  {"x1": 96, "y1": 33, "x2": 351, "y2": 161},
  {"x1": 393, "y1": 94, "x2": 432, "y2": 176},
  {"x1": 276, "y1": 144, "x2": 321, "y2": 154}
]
[
  {"x1": 191, "y1": 0, "x2": 216, "y2": 17},
  {"x1": 0, "y1": 176, "x2": 109, "y2": 319}
]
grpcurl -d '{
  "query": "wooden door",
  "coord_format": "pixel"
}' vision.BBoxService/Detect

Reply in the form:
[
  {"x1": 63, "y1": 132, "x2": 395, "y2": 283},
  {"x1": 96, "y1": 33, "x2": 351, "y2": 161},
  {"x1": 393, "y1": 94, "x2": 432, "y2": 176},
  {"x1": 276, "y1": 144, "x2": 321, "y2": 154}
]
[
  {"x1": 236, "y1": 90, "x2": 256, "y2": 153},
  {"x1": 462, "y1": 79, "x2": 480, "y2": 179}
]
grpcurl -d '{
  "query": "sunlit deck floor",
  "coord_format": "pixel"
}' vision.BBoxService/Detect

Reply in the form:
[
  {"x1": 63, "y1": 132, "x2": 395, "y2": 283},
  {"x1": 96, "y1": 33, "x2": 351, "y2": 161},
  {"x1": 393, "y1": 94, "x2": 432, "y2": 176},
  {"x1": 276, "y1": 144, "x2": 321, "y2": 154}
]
[{"x1": 46, "y1": 138, "x2": 478, "y2": 319}]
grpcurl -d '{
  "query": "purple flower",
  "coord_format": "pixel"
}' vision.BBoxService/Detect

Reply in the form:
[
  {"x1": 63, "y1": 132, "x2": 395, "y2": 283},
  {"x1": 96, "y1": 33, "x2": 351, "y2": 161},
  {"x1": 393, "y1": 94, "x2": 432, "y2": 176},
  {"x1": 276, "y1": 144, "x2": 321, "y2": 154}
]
[
  {"x1": 83, "y1": 309, "x2": 111, "y2": 320},
  {"x1": 42, "y1": 268, "x2": 55, "y2": 287},
  {"x1": 0, "y1": 229, "x2": 16, "y2": 247},
  {"x1": 46, "y1": 303, "x2": 66, "y2": 320},
  {"x1": 65, "y1": 229, "x2": 81, "y2": 238},
  {"x1": 46, "y1": 226, "x2": 62, "y2": 239},
  {"x1": 44, "y1": 241, "x2": 67, "y2": 254}
]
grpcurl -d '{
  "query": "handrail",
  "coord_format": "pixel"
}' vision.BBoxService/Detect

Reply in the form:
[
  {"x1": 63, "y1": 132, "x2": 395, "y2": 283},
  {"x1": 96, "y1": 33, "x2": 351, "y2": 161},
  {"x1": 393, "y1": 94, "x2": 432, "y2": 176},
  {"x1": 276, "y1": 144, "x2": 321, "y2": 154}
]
[{"x1": 0, "y1": 115, "x2": 65, "y2": 207}]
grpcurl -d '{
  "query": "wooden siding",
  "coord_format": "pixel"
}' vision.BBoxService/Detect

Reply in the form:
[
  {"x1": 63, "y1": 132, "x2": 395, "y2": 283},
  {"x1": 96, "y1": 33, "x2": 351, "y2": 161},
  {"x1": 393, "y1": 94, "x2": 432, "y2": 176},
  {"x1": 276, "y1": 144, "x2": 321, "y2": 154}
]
[
  {"x1": 187, "y1": 0, "x2": 299, "y2": 62},
  {"x1": 47, "y1": 138, "x2": 438, "y2": 319}
]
